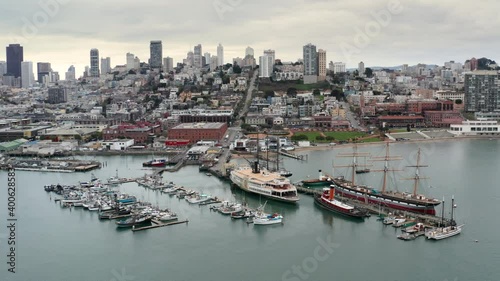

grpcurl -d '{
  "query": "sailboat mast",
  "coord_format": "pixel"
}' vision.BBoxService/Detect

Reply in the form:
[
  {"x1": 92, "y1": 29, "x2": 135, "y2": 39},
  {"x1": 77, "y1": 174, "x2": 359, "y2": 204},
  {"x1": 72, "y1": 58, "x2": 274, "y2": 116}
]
[
  {"x1": 450, "y1": 195, "x2": 455, "y2": 224},
  {"x1": 413, "y1": 148, "x2": 421, "y2": 196},
  {"x1": 351, "y1": 145, "x2": 357, "y2": 184},
  {"x1": 441, "y1": 197, "x2": 445, "y2": 227},
  {"x1": 382, "y1": 143, "x2": 389, "y2": 193}
]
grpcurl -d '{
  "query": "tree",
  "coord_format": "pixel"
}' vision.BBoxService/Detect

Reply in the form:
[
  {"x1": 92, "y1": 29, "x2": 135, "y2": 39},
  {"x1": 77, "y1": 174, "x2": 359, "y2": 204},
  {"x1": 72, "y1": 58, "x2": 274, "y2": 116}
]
[
  {"x1": 407, "y1": 124, "x2": 411, "y2": 132},
  {"x1": 287, "y1": 87, "x2": 297, "y2": 97},
  {"x1": 455, "y1": 99, "x2": 463, "y2": 104},
  {"x1": 364, "y1": 68, "x2": 373, "y2": 78},
  {"x1": 291, "y1": 134, "x2": 309, "y2": 141},
  {"x1": 233, "y1": 64, "x2": 242, "y2": 74},
  {"x1": 264, "y1": 90, "x2": 275, "y2": 99},
  {"x1": 313, "y1": 89, "x2": 321, "y2": 96},
  {"x1": 325, "y1": 136, "x2": 335, "y2": 141},
  {"x1": 316, "y1": 135, "x2": 325, "y2": 141}
]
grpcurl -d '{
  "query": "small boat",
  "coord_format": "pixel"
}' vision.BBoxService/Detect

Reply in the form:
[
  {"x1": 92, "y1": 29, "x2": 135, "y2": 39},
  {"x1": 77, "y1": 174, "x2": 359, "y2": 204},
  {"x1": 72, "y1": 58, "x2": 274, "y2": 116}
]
[
  {"x1": 142, "y1": 159, "x2": 167, "y2": 167},
  {"x1": 279, "y1": 169, "x2": 293, "y2": 178},
  {"x1": 107, "y1": 169, "x2": 121, "y2": 185},
  {"x1": 117, "y1": 196, "x2": 137, "y2": 205},
  {"x1": 88, "y1": 205, "x2": 99, "y2": 211},
  {"x1": 80, "y1": 173, "x2": 99, "y2": 188},
  {"x1": 253, "y1": 213, "x2": 283, "y2": 225},
  {"x1": 302, "y1": 170, "x2": 332, "y2": 188},
  {"x1": 392, "y1": 218, "x2": 407, "y2": 228},
  {"x1": 219, "y1": 203, "x2": 243, "y2": 215},
  {"x1": 115, "y1": 215, "x2": 152, "y2": 228},
  {"x1": 397, "y1": 233, "x2": 417, "y2": 241},
  {"x1": 403, "y1": 223, "x2": 425, "y2": 234},
  {"x1": 159, "y1": 212, "x2": 178, "y2": 222},
  {"x1": 186, "y1": 194, "x2": 213, "y2": 204},
  {"x1": 383, "y1": 216, "x2": 397, "y2": 225},
  {"x1": 425, "y1": 196, "x2": 463, "y2": 240},
  {"x1": 161, "y1": 184, "x2": 180, "y2": 194},
  {"x1": 231, "y1": 209, "x2": 255, "y2": 219},
  {"x1": 205, "y1": 173, "x2": 212, "y2": 177},
  {"x1": 355, "y1": 169, "x2": 370, "y2": 174}
]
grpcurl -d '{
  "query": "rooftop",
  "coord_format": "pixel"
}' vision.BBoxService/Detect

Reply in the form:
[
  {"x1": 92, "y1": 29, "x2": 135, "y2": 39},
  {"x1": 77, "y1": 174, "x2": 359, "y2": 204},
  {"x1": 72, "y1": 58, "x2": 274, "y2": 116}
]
[{"x1": 172, "y1": 122, "x2": 226, "y2": 130}]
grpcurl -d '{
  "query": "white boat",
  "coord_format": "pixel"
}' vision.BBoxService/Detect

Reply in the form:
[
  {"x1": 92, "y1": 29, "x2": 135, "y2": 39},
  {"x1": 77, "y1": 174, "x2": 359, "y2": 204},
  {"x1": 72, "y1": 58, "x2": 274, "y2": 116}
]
[
  {"x1": 392, "y1": 218, "x2": 407, "y2": 227},
  {"x1": 159, "y1": 212, "x2": 178, "y2": 222},
  {"x1": 383, "y1": 216, "x2": 396, "y2": 225},
  {"x1": 88, "y1": 206, "x2": 99, "y2": 211},
  {"x1": 107, "y1": 170, "x2": 121, "y2": 185},
  {"x1": 161, "y1": 184, "x2": 180, "y2": 194},
  {"x1": 426, "y1": 196, "x2": 463, "y2": 240},
  {"x1": 219, "y1": 203, "x2": 243, "y2": 215},
  {"x1": 230, "y1": 162, "x2": 299, "y2": 203},
  {"x1": 186, "y1": 194, "x2": 213, "y2": 204},
  {"x1": 253, "y1": 213, "x2": 283, "y2": 225}
]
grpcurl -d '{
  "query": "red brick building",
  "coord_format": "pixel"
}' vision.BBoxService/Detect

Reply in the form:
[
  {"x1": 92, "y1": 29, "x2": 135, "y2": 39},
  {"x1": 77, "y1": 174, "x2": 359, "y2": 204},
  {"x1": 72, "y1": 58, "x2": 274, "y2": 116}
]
[
  {"x1": 103, "y1": 123, "x2": 162, "y2": 144},
  {"x1": 168, "y1": 123, "x2": 228, "y2": 144},
  {"x1": 424, "y1": 111, "x2": 464, "y2": 127},
  {"x1": 377, "y1": 116, "x2": 425, "y2": 128}
]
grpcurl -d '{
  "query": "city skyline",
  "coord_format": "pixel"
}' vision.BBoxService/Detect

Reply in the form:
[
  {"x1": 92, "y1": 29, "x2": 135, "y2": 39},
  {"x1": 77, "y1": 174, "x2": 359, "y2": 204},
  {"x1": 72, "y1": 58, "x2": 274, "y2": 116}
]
[{"x1": 0, "y1": 1, "x2": 497, "y2": 75}]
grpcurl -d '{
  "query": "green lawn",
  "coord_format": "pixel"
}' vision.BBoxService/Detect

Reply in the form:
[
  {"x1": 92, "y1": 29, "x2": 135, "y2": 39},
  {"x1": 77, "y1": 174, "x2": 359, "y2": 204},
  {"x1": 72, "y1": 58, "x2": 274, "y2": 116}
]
[
  {"x1": 323, "y1": 131, "x2": 367, "y2": 141},
  {"x1": 293, "y1": 132, "x2": 323, "y2": 142}
]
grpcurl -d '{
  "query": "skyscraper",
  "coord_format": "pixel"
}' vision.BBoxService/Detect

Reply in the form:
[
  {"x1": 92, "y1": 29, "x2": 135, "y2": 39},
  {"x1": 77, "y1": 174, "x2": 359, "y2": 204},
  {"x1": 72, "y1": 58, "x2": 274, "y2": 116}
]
[
  {"x1": 303, "y1": 44, "x2": 317, "y2": 75},
  {"x1": 217, "y1": 43, "x2": 224, "y2": 66},
  {"x1": 21, "y1": 61, "x2": 34, "y2": 88},
  {"x1": 65, "y1": 65, "x2": 75, "y2": 81},
  {"x1": 6, "y1": 44, "x2": 23, "y2": 78},
  {"x1": 259, "y1": 55, "x2": 273, "y2": 78},
  {"x1": 37, "y1": 62, "x2": 51, "y2": 83},
  {"x1": 126, "y1": 53, "x2": 135, "y2": 70},
  {"x1": 263, "y1": 49, "x2": 275, "y2": 65},
  {"x1": 163, "y1": 57, "x2": 174, "y2": 73},
  {"x1": 465, "y1": 71, "x2": 500, "y2": 112},
  {"x1": 193, "y1": 44, "x2": 203, "y2": 68},
  {"x1": 101, "y1": 57, "x2": 111, "y2": 75},
  {"x1": 0, "y1": 61, "x2": 7, "y2": 76},
  {"x1": 150, "y1": 40, "x2": 163, "y2": 68},
  {"x1": 211, "y1": 55, "x2": 218, "y2": 71},
  {"x1": 332, "y1": 62, "x2": 346, "y2": 74},
  {"x1": 186, "y1": 51, "x2": 194, "y2": 66},
  {"x1": 317, "y1": 49, "x2": 327, "y2": 81},
  {"x1": 358, "y1": 61, "x2": 365, "y2": 76},
  {"x1": 90, "y1": 48, "x2": 100, "y2": 77},
  {"x1": 204, "y1": 53, "x2": 211, "y2": 67},
  {"x1": 245, "y1": 47, "x2": 254, "y2": 58}
]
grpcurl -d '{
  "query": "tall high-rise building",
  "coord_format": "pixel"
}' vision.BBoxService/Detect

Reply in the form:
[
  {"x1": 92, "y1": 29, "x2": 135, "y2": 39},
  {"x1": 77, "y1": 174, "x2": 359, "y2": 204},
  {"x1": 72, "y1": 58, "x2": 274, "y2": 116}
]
[
  {"x1": 163, "y1": 57, "x2": 174, "y2": 73},
  {"x1": 134, "y1": 57, "x2": 140, "y2": 69},
  {"x1": 402, "y1": 64, "x2": 409, "y2": 73},
  {"x1": 186, "y1": 51, "x2": 194, "y2": 66},
  {"x1": 332, "y1": 62, "x2": 346, "y2": 74},
  {"x1": 126, "y1": 53, "x2": 135, "y2": 70},
  {"x1": 65, "y1": 65, "x2": 75, "y2": 81},
  {"x1": 245, "y1": 46, "x2": 254, "y2": 58},
  {"x1": 358, "y1": 61, "x2": 365, "y2": 76},
  {"x1": 259, "y1": 55, "x2": 273, "y2": 78},
  {"x1": 0, "y1": 61, "x2": 7, "y2": 76},
  {"x1": 150, "y1": 40, "x2": 163, "y2": 68},
  {"x1": 465, "y1": 71, "x2": 500, "y2": 112},
  {"x1": 204, "y1": 53, "x2": 211, "y2": 67},
  {"x1": 303, "y1": 44, "x2": 317, "y2": 76},
  {"x1": 193, "y1": 44, "x2": 203, "y2": 68},
  {"x1": 210, "y1": 55, "x2": 218, "y2": 71},
  {"x1": 48, "y1": 86, "x2": 68, "y2": 104},
  {"x1": 21, "y1": 61, "x2": 34, "y2": 88},
  {"x1": 6, "y1": 44, "x2": 23, "y2": 78},
  {"x1": 217, "y1": 43, "x2": 224, "y2": 66},
  {"x1": 263, "y1": 49, "x2": 275, "y2": 65},
  {"x1": 36, "y1": 62, "x2": 51, "y2": 82},
  {"x1": 101, "y1": 57, "x2": 111, "y2": 75},
  {"x1": 90, "y1": 48, "x2": 100, "y2": 77},
  {"x1": 317, "y1": 49, "x2": 327, "y2": 80}
]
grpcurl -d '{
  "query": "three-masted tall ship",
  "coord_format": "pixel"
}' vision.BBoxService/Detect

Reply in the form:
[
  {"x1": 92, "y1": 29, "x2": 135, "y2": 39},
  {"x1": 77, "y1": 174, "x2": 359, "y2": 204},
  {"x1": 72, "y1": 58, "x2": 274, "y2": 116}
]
[{"x1": 333, "y1": 143, "x2": 441, "y2": 215}]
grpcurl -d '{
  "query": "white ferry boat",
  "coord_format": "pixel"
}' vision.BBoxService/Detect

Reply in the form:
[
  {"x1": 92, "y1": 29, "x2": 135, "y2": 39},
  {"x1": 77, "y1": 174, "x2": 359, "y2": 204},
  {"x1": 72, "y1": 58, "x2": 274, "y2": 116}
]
[{"x1": 230, "y1": 161, "x2": 299, "y2": 203}]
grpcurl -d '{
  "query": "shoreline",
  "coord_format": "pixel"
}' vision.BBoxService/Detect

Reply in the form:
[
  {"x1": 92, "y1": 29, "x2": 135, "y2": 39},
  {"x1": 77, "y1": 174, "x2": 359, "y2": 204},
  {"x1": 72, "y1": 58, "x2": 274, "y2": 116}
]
[{"x1": 292, "y1": 135, "x2": 499, "y2": 152}]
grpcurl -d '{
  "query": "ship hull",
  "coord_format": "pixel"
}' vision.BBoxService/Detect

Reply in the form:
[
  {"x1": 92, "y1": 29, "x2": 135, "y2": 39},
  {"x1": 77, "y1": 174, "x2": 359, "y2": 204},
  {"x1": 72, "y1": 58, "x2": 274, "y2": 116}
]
[
  {"x1": 334, "y1": 185, "x2": 437, "y2": 215},
  {"x1": 302, "y1": 180, "x2": 332, "y2": 188},
  {"x1": 314, "y1": 196, "x2": 366, "y2": 219}
]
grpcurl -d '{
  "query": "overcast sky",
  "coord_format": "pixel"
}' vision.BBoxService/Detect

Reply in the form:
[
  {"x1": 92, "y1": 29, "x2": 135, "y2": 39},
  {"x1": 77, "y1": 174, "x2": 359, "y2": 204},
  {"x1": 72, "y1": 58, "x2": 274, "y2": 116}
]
[{"x1": 0, "y1": 0, "x2": 498, "y2": 75}]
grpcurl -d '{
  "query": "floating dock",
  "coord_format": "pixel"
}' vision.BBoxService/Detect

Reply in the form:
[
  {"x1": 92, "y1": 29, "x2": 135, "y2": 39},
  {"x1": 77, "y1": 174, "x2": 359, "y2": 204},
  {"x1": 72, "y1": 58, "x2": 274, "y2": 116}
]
[{"x1": 131, "y1": 219, "x2": 188, "y2": 232}]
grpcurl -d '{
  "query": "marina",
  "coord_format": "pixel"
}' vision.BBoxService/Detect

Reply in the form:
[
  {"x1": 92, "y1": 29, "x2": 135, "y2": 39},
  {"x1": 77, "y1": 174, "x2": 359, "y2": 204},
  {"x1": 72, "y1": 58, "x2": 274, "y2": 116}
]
[{"x1": 2, "y1": 139, "x2": 495, "y2": 281}]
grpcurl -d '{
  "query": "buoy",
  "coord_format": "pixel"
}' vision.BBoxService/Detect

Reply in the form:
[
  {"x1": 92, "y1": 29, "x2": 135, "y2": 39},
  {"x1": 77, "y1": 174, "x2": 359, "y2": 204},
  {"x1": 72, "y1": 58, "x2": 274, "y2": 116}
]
[{"x1": 474, "y1": 240, "x2": 479, "y2": 243}]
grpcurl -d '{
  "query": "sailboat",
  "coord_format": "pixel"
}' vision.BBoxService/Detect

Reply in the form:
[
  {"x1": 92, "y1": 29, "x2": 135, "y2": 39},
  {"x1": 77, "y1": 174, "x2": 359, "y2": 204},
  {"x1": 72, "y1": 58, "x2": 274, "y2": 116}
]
[
  {"x1": 107, "y1": 169, "x2": 121, "y2": 185},
  {"x1": 425, "y1": 196, "x2": 463, "y2": 240},
  {"x1": 333, "y1": 144, "x2": 441, "y2": 215}
]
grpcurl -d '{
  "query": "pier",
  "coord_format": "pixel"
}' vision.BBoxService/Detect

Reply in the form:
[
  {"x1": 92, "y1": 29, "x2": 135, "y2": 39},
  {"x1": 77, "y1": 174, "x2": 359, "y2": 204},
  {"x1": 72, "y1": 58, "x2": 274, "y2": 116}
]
[
  {"x1": 1, "y1": 159, "x2": 102, "y2": 173},
  {"x1": 131, "y1": 219, "x2": 189, "y2": 232},
  {"x1": 278, "y1": 149, "x2": 307, "y2": 161}
]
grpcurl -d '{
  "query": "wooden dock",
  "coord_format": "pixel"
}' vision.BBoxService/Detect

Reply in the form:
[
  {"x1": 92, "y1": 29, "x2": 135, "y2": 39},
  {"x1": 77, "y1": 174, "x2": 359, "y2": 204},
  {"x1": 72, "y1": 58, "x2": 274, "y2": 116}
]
[
  {"x1": 74, "y1": 164, "x2": 101, "y2": 172},
  {"x1": 279, "y1": 150, "x2": 306, "y2": 161},
  {"x1": 132, "y1": 219, "x2": 189, "y2": 232}
]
